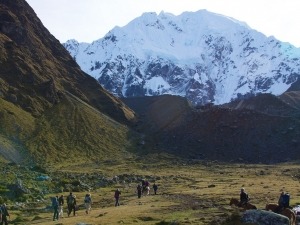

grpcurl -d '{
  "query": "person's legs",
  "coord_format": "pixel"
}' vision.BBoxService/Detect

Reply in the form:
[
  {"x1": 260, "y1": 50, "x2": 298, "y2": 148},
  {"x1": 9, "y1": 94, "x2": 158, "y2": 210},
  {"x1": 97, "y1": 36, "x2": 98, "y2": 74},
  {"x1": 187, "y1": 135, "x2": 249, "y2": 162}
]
[
  {"x1": 53, "y1": 206, "x2": 58, "y2": 220},
  {"x1": 59, "y1": 205, "x2": 64, "y2": 218},
  {"x1": 3, "y1": 216, "x2": 8, "y2": 225},
  {"x1": 85, "y1": 203, "x2": 91, "y2": 214},
  {"x1": 115, "y1": 197, "x2": 120, "y2": 206},
  {"x1": 56, "y1": 206, "x2": 59, "y2": 219},
  {"x1": 73, "y1": 205, "x2": 76, "y2": 216},
  {"x1": 67, "y1": 204, "x2": 72, "y2": 216},
  {"x1": 88, "y1": 203, "x2": 91, "y2": 213}
]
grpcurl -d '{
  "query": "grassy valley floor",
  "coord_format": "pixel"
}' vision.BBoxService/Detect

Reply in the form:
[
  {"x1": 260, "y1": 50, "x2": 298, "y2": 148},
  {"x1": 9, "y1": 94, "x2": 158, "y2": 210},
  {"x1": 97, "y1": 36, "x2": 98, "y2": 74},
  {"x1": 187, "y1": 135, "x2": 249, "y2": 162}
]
[{"x1": 3, "y1": 156, "x2": 300, "y2": 225}]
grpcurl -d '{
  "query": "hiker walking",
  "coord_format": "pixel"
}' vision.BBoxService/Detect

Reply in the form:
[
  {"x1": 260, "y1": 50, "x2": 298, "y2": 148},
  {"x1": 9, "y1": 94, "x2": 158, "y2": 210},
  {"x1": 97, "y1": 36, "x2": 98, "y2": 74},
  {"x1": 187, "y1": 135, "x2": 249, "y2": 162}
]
[
  {"x1": 66, "y1": 192, "x2": 77, "y2": 216},
  {"x1": 84, "y1": 193, "x2": 92, "y2": 214},
  {"x1": 136, "y1": 184, "x2": 142, "y2": 198},
  {"x1": 52, "y1": 196, "x2": 59, "y2": 221},
  {"x1": 0, "y1": 204, "x2": 10, "y2": 225},
  {"x1": 153, "y1": 183, "x2": 158, "y2": 195},
  {"x1": 114, "y1": 189, "x2": 121, "y2": 206},
  {"x1": 58, "y1": 195, "x2": 64, "y2": 218}
]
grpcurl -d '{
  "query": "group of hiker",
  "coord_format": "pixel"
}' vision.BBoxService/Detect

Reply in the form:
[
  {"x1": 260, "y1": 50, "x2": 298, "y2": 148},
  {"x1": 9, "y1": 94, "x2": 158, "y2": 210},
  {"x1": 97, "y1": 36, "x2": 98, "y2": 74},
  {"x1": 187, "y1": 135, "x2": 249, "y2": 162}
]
[
  {"x1": 51, "y1": 192, "x2": 92, "y2": 221},
  {"x1": 115, "y1": 180, "x2": 159, "y2": 205},
  {"x1": 238, "y1": 188, "x2": 291, "y2": 212},
  {"x1": 136, "y1": 179, "x2": 158, "y2": 198},
  {"x1": 52, "y1": 180, "x2": 159, "y2": 220}
]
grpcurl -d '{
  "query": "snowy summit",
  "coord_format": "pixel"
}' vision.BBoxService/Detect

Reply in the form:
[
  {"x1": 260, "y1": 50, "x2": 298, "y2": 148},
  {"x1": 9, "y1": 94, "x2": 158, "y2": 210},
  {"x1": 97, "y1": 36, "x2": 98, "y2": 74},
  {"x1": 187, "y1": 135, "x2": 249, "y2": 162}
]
[{"x1": 64, "y1": 10, "x2": 300, "y2": 105}]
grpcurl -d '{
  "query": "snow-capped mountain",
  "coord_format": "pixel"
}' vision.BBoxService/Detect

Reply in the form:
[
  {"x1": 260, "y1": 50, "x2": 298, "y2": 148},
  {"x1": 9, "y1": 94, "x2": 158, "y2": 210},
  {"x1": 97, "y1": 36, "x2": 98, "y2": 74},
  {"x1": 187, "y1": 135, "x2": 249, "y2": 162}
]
[{"x1": 63, "y1": 10, "x2": 300, "y2": 105}]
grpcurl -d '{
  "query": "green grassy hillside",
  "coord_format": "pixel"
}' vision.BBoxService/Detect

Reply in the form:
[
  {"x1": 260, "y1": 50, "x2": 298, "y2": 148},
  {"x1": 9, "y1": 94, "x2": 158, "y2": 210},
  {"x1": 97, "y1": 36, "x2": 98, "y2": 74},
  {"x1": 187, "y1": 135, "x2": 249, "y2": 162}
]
[
  {"x1": 0, "y1": 93, "x2": 138, "y2": 166},
  {"x1": 0, "y1": 98, "x2": 35, "y2": 164}
]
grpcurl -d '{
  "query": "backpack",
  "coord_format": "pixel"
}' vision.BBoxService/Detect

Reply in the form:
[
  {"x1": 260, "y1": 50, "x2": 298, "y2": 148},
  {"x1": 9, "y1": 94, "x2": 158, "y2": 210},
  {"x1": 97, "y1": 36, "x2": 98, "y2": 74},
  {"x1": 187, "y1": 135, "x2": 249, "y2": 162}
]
[
  {"x1": 84, "y1": 196, "x2": 91, "y2": 203},
  {"x1": 67, "y1": 195, "x2": 75, "y2": 205},
  {"x1": 52, "y1": 197, "x2": 58, "y2": 207},
  {"x1": 282, "y1": 193, "x2": 290, "y2": 207}
]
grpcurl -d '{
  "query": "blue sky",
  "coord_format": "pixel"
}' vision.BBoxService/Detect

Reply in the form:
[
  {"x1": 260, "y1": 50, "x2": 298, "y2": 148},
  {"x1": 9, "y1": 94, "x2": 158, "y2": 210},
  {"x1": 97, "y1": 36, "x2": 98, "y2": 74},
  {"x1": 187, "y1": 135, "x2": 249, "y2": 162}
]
[{"x1": 26, "y1": 0, "x2": 300, "y2": 47}]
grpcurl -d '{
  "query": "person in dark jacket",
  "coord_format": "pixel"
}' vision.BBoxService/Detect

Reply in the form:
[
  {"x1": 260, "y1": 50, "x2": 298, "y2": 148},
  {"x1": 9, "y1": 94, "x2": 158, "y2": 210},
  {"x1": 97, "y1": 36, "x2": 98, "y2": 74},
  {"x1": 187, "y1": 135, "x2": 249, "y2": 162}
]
[
  {"x1": 52, "y1": 196, "x2": 59, "y2": 221},
  {"x1": 114, "y1": 189, "x2": 121, "y2": 206},
  {"x1": 153, "y1": 183, "x2": 158, "y2": 195},
  {"x1": 137, "y1": 184, "x2": 142, "y2": 198},
  {"x1": 276, "y1": 191, "x2": 290, "y2": 213},
  {"x1": 66, "y1": 192, "x2": 77, "y2": 216},
  {"x1": 239, "y1": 188, "x2": 249, "y2": 206},
  {"x1": 0, "y1": 204, "x2": 10, "y2": 225}
]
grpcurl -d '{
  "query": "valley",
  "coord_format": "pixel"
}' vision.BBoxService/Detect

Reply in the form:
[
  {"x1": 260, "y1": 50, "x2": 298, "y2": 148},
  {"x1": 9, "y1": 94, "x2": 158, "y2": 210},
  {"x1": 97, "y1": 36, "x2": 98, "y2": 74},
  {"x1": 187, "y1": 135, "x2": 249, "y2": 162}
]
[{"x1": 1, "y1": 156, "x2": 300, "y2": 224}]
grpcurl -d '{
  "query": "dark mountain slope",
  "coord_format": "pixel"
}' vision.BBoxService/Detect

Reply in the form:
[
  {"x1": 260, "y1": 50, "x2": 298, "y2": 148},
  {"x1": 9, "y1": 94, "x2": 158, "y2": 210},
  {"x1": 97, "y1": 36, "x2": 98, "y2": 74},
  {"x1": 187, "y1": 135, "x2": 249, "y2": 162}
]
[
  {"x1": 0, "y1": 0, "x2": 137, "y2": 165},
  {"x1": 278, "y1": 80, "x2": 300, "y2": 110},
  {"x1": 124, "y1": 95, "x2": 300, "y2": 163},
  {"x1": 222, "y1": 93, "x2": 300, "y2": 117},
  {"x1": 162, "y1": 107, "x2": 300, "y2": 163},
  {"x1": 279, "y1": 91, "x2": 300, "y2": 110},
  {"x1": 123, "y1": 95, "x2": 190, "y2": 132}
]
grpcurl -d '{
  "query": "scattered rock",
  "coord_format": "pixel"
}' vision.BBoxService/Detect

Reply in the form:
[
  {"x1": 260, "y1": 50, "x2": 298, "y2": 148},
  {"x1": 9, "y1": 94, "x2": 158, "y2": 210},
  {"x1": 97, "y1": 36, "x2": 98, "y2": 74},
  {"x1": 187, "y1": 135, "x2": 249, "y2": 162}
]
[{"x1": 242, "y1": 209, "x2": 289, "y2": 225}]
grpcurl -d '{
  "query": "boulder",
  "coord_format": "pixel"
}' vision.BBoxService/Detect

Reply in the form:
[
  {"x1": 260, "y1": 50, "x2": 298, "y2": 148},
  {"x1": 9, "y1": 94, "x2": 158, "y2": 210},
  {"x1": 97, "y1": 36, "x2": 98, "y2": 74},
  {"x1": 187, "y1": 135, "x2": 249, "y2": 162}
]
[
  {"x1": 242, "y1": 209, "x2": 289, "y2": 225},
  {"x1": 9, "y1": 179, "x2": 30, "y2": 198}
]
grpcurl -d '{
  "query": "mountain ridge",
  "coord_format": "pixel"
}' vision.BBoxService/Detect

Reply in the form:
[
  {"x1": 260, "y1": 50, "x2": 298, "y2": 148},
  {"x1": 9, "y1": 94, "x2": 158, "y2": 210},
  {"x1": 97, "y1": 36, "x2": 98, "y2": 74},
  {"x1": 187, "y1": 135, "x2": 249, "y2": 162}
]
[{"x1": 64, "y1": 10, "x2": 300, "y2": 106}]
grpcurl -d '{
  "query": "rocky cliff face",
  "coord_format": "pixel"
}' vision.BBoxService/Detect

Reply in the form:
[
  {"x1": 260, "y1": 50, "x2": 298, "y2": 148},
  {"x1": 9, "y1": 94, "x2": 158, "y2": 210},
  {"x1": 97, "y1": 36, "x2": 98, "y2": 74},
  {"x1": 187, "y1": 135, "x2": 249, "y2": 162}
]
[{"x1": 64, "y1": 10, "x2": 300, "y2": 106}]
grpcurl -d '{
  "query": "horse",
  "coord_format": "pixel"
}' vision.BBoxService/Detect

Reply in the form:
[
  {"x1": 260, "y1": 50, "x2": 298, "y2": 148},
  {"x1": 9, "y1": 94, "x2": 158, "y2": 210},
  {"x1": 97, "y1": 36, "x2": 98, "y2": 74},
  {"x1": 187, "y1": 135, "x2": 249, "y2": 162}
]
[
  {"x1": 265, "y1": 203, "x2": 296, "y2": 225},
  {"x1": 229, "y1": 198, "x2": 257, "y2": 210}
]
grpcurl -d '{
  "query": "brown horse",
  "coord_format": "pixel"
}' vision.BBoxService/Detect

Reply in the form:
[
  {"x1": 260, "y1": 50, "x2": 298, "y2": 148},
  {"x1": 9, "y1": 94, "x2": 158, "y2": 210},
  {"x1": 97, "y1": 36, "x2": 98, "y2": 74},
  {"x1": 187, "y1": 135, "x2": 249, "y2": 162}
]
[
  {"x1": 229, "y1": 198, "x2": 257, "y2": 210},
  {"x1": 265, "y1": 203, "x2": 296, "y2": 225}
]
